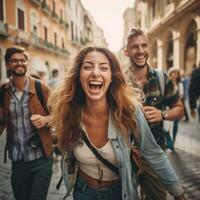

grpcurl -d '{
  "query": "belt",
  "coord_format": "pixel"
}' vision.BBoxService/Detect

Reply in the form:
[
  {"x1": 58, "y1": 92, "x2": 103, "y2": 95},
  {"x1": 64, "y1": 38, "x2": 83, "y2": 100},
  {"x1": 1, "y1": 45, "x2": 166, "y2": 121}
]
[{"x1": 78, "y1": 169, "x2": 120, "y2": 188}]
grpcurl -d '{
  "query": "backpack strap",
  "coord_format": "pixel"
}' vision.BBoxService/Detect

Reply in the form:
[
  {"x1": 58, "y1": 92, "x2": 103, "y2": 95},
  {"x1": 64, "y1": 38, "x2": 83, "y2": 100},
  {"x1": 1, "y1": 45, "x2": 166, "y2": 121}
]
[
  {"x1": 0, "y1": 84, "x2": 7, "y2": 126},
  {"x1": 154, "y1": 68, "x2": 165, "y2": 98},
  {"x1": 0, "y1": 84, "x2": 8, "y2": 163},
  {"x1": 0, "y1": 84, "x2": 7, "y2": 107},
  {"x1": 34, "y1": 80, "x2": 49, "y2": 114}
]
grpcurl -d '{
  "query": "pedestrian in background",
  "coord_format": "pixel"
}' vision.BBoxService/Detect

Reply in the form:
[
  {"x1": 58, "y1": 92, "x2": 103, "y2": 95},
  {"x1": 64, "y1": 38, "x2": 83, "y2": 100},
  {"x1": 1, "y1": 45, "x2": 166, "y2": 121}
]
[
  {"x1": 124, "y1": 28, "x2": 184, "y2": 200},
  {"x1": 48, "y1": 68, "x2": 60, "y2": 89},
  {"x1": 180, "y1": 69, "x2": 190, "y2": 122},
  {"x1": 48, "y1": 68, "x2": 61, "y2": 160},
  {"x1": 168, "y1": 67, "x2": 184, "y2": 149},
  {"x1": 49, "y1": 46, "x2": 185, "y2": 200},
  {"x1": 189, "y1": 63, "x2": 200, "y2": 122},
  {"x1": 0, "y1": 46, "x2": 53, "y2": 200}
]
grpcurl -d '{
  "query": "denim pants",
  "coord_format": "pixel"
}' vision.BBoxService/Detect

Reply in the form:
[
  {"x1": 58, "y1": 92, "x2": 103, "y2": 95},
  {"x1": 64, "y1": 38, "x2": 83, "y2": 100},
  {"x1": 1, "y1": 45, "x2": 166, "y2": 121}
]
[
  {"x1": 73, "y1": 176, "x2": 122, "y2": 200},
  {"x1": 11, "y1": 156, "x2": 53, "y2": 200}
]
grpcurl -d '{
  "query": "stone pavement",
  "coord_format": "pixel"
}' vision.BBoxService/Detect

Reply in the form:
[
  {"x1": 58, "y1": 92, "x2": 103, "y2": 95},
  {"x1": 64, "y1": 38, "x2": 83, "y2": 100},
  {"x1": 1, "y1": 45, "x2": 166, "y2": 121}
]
[
  {"x1": 167, "y1": 149, "x2": 200, "y2": 200},
  {"x1": 166, "y1": 116, "x2": 200, "y2": 200},
  {"x1": 0, "y1": 116, "x2": 200, "y2": 200}
]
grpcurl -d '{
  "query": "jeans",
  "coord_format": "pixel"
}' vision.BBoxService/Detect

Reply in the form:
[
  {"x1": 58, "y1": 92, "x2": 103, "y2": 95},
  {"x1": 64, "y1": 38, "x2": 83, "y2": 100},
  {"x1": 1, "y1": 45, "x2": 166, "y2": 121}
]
[
  {"x1": 11, "y1": 156, "x2": 53, "y2": 200},
  {"x1": 73, "y1": 176, "x2": 122, "y2": 200}
]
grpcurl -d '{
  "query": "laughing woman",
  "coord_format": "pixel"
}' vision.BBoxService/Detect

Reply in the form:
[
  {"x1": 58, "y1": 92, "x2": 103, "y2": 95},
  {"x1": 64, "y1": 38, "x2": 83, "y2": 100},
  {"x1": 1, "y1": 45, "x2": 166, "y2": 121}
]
[{"x1": 49, "y1": 47, "x2": 185, "y2": 200}]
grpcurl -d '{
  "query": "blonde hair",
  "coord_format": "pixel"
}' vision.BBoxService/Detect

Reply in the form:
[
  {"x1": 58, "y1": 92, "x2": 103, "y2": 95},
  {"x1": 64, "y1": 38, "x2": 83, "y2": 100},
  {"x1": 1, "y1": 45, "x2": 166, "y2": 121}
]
[
  {"x1": 125, "y1": 27, "x2": 148, "y2": 50},
  {"x1": 49, "y1": 47, "x2": 142, "y2": 151}
]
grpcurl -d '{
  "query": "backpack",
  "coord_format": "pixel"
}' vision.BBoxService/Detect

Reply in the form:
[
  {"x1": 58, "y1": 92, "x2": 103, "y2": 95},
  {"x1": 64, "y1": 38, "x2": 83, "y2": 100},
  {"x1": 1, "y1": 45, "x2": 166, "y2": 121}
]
[
  {"x1": 0, "y1": 79, "x2": 49, "y2": 114},
  {"x1": 154, "y1": 68, "x2": 165, "y2": 97}
]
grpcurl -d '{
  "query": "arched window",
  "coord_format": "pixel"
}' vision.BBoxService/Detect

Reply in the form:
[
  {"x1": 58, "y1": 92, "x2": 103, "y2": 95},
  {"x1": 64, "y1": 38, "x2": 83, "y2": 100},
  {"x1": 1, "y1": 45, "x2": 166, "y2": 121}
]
[
  {"x1": 166, "y1": 33, "x2": 173, "y2": 69},
  {"x1": 151, "y1": 41, "x2": 157, "y2": 67},
  {"x1": 184, "y1": 20, "x2": 197, "y2": 71}
]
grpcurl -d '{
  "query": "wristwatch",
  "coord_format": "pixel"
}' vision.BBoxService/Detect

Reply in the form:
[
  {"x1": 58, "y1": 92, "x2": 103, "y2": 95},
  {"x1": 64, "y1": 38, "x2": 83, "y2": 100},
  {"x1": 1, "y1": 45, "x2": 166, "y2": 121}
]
[{"x1": 161, "y1": 110, "x2": 168, "y2": 120}]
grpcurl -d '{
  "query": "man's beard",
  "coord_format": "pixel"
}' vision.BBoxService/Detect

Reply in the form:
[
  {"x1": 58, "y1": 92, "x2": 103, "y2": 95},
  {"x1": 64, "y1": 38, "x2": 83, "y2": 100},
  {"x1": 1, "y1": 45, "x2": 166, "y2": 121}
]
[
  {"x1": 131, "y1": 61, "x2": 146, "y2": 69},
  {"x1": 9, "y1": 66, "x2": 27, "y2": 77},
  {"x1": 130, "y1": 59, "x2": 147, "y2": 69}
]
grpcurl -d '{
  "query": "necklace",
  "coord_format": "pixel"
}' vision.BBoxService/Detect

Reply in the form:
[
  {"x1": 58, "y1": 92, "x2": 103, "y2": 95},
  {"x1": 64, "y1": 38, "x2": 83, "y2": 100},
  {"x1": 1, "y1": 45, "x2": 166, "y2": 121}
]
[{"x1": 97, "y1": 164, "x2": 103, "y2": 183}]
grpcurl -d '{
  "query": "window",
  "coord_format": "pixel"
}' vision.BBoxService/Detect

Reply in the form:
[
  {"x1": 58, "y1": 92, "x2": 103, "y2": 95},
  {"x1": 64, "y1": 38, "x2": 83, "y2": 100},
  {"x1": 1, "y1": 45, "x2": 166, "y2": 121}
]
[
  {"x1": 80, "y1": 31, "x2": 82, "y2": 42},
  {"x1": 0, "y1": 0, "x2": 3, "y2": 21},
  {"x1": 44, "y1": 26, "x2": 48, "y2": 41},
  {"x1": 76, "y1": 4, "x2": 78, "y2": 17},
  {"x1": 54, "y1": 32, "x2": 57, "y2": 46},
  {"x1": 152, "y1": 0, "x2": 156, "y2": 19},
  {"x1": 75, "y1": 26, "x2": 78, "y2": 41},
  {"x1": 60, "y1": 9, "x2": 63, "y2": 20},
  {"x1": 62, "y1": 38, "x2": 65, "y2": 49},
  {"x1": 71, "y1": 21, "x2": 74, "y2": 40},
  {"x1": 52, "y1": 0, "x2": 56, "y2": 13},
  {"x1": 33, "y1": 25, "x2": 37, "y2": 35},
  {"x1": 18, "y1": 8, "x2": 25, "y2": 30}
]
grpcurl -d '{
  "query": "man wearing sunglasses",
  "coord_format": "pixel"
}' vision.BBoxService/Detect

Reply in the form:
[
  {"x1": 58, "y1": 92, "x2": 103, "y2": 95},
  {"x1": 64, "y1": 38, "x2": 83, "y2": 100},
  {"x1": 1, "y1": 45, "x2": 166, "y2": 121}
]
[{"x1": 0, "y1": 46, "x2": 53, "y2": 200}]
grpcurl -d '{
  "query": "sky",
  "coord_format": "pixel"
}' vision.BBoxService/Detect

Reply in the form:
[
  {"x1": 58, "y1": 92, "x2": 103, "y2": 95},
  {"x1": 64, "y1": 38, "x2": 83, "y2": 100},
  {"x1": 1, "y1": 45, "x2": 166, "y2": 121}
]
[{"x1": 81, "y1": 0, "x2": 134, "y2": 52}]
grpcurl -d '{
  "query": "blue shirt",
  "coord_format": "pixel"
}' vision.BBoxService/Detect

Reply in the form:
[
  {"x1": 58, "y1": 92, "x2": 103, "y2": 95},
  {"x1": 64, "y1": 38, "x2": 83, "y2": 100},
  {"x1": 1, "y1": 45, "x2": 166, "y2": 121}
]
[
  {"x1": 61, "y1": 107, "x2": 183, "y2": 199},
  {"x1": 9, "y1": 80, "x2": 43, "y2": 161}
]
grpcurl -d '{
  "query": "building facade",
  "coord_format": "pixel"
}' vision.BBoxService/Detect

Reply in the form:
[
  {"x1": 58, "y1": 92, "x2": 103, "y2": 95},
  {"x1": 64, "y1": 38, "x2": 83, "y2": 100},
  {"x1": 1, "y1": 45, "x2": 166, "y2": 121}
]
[
  {"x1": 118, "y1": 6, "x2": 136, "y2": 69},
  {"x1": 134, "y1": 0, "x2": 200, "y2": 73},
  {"x1": 0, "y1": 0, "x2": 108, "y2": 82},
  {"x1": 66, "y1": 0, "x2": 108, "y2": 64},
  {"x1": 0, "y1": 0, "x2": 70, "y2": 81}
]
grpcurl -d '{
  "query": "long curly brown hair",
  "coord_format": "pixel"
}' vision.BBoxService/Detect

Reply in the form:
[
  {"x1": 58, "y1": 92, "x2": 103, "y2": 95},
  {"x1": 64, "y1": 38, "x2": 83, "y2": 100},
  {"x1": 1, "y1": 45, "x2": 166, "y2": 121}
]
[{"x1": 48, "y1": 47, "x2": 142, "y2": 151}]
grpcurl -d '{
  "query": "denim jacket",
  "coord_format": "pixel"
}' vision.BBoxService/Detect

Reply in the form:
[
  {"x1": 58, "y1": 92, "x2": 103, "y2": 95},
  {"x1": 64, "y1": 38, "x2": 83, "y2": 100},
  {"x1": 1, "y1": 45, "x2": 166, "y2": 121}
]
[{"x1": 61, "y1": 106, "x2": 183, "y2": 200}]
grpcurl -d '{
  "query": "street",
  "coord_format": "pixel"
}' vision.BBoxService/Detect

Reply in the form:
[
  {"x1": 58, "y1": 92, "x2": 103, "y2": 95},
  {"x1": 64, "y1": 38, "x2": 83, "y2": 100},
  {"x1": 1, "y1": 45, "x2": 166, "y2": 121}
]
[{"x1": 0, "y1": 116, "x2": 200, "y2": 200}]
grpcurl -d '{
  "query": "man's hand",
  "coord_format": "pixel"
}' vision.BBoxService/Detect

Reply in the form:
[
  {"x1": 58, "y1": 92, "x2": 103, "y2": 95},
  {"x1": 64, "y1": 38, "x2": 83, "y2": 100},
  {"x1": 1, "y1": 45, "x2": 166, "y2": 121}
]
[
  {"x1": 175, "y1": 194, "x2": 186, "y2": 200},
  {"x1": 143, "y1": 106, "x2": 162, "y2": 123},
  {"x1": 190, "y1": 109, "x2": 196, "y2": 118},
  {"x1": 30, "y1": 114, "x2": 49, "y2": 129}
]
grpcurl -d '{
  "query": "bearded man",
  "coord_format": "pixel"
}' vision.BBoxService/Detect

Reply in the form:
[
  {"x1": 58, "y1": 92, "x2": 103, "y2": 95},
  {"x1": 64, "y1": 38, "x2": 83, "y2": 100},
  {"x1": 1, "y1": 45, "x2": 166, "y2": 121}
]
[
  {"x1": 124, "y1": 28, "x2": 184, "y2": 200},
  {"x1": 0, "y1": 46, "x2": 53, "y2": 200}
]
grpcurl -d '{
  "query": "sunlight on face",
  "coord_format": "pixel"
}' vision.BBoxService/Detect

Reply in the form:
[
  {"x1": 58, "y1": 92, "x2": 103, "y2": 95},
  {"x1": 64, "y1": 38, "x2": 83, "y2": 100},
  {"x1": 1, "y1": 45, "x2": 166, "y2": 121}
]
[{"x1": 80, "y1": 51, "x2": 112, "y2": 103}]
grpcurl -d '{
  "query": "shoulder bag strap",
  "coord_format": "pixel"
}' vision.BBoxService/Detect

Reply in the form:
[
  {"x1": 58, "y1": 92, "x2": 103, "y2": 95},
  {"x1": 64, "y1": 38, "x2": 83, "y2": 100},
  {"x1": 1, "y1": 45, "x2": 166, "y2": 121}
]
[
  {"x1": 34, "y1": 80, "x2": 49, "y2": 114},
  {"x1": 82, "y1": 133, "x2": 119, "y2": 176}
]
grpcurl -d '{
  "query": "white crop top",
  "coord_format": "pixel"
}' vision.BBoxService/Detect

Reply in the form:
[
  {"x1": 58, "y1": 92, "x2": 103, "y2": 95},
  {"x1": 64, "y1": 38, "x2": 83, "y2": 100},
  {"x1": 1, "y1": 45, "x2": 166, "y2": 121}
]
[{"x1": 73, "y1": 134, "x2": 119, "y2": 181}]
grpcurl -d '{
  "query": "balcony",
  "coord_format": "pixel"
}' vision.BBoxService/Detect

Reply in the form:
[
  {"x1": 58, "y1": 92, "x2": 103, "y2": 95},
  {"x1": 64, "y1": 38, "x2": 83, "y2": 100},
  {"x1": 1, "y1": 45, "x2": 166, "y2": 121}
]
[
  {"x1": 31, "y1": 33, "x2": 69, "y2": 57},
  {"x1": 51, "y1": 11, "x2": 59, "y2": 22},
  {"x1": 41, "y1": 1, "x2": 51, "y2": 15},
  {"x1": 15, "y1": 30, "x2": 30, "y2": 46},
  {"x1": 0, "y1": 21, "x2": 9, "y2": 37},
  {"x1": 31, "y1": 0, "x2": 41, "y2": 6},
  {"x1": 57, "y1": 47, "x2": 70, "y2": 57},
  {"x1": 60, "y1": 19, "x2": 69, "y2": 29},
  {"x1": 31, "y1": 34, "x2": 54, "y2": 52}
]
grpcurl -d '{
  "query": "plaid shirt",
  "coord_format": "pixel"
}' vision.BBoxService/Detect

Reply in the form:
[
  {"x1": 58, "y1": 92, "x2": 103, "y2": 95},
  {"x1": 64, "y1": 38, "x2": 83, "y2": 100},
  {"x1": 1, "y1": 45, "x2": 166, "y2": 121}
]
[
  {"x1": 9, "y1": 80, "x2": 43, "y2": 161},
  {"x1": 128, "y1": 66, "x2": 179, "y2": 148}
]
